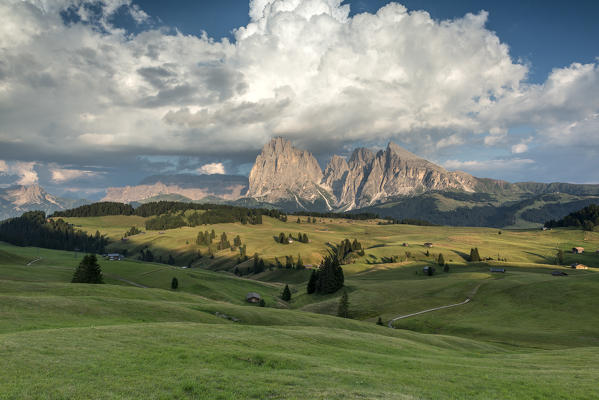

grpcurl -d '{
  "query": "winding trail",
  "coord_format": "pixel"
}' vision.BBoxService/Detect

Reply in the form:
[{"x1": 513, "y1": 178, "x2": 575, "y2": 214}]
[
  {"x1": 26, "y1": 257, "x2": 42, "y2": 266},
  {"x1": 388, "y1": 283, "x2": 483, "y2": 329},
  {"x1": 105, "y1": 275, "x2": 149, "y2": 288}
]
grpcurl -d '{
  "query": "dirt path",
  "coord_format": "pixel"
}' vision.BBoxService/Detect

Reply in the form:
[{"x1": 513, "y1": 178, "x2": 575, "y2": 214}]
[
  {"x1": 388, "y1": 283, "x2": 483, "y2": 328},
  {"x1": 26, "y1": 258, "x2": 42, "y2": 266},
  {"x1": 106, "y1": 275, "x2": 149, "y2": 288}
]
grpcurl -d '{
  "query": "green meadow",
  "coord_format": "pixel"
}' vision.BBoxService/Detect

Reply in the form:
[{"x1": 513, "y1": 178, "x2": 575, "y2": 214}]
[{"x1": 1, "y1": 215, "x2": 599, "y2": 398}]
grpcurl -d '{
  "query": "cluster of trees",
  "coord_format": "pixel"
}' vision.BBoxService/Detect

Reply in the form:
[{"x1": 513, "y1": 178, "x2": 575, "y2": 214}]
[
  {"x1": 274, "y1": 255, "x2": 305, "y2": 270},
  {"x1": 296, "y1": 217, "x2": 318, "y2": 224},
  {"x1": 336, "y1": 238, "x2": 364, "y2": 264},
  {"x1": 0, "y1": 211, "x2": 108, "y2": 253},
  {"x1": 71, "y1": 254, "x2": 104, "y2": 284},
  {"x1": 145, "y1": 214, "x2": 186, "y2": 230},
  {"x1": 124, "y1": 226, "x2": 142, "y2": 237},
  {"x1": 277, "y1": 232, "x2": 310, "y2": 244},
  {"x1": 139, "y1": 248, "x2": 155, "y2": 262},
  {"x1": 296, "y1": 211, "x2": 378, "y2": 220},
  {"x1": 307, "y1": 251, "x2": 345, "y2": 295},
  {"x1": 545, "y1": 204, "x2": 599, "y2": 231},
  {"x1": 378, "y1": 218, "x2": 436, "y2": 226},
  {"x1": 52, "y1": 202, "x2": 134, "y2": 218},
  {"x1": 196, "y1": 230, "x2": 217, "y2": 245},
  {"x1": 469, "y1": 248, "x2": 482, "y2": 262}
]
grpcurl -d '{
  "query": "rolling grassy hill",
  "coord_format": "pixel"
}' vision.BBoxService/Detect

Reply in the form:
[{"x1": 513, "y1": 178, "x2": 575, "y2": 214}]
[{"x1": 1, "y1": 213, "x2": 599, "y2": 398}]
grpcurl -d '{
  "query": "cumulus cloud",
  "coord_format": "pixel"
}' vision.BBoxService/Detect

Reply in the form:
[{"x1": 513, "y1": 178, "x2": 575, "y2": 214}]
[
  {"x1": 0, "y1": 0, "x2": 597, "y2": 183},
  {"x1": 444, "y1": 158, "x2": 535, "y2": 173},
  {"x1": 50, "y1": 167, "x2": 99, "y2": 183},
  {"x1": 0, "y1": 161, "x2": 38, "y2": 185},
  {"x1": 197, "y1": 162, "x2": 226, "y2": 175}
]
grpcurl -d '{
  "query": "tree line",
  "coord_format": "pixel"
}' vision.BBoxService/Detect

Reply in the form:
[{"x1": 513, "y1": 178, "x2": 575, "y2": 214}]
[
  {"x1": 0, "y1": 211, "x2": 107, "y2": 253},
  {"x1": 545, "y1": 204, "x2": 599, "y2": 231}
]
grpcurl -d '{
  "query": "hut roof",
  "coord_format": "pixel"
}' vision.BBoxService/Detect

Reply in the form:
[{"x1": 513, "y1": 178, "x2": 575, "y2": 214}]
[{"x1": 246, "y1": 292, "x2": 261, "y2": 300}]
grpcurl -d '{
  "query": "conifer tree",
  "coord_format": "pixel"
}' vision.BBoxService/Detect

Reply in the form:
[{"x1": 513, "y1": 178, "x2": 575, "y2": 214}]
[
  {"x1": 285, "y1": 255, "x2": 294, "y2": 269},
  {"x1": 297, "y1": 217, "x2": 301, "y2": 224},
  {"x1": 307, "y1": 269, "x2": 317, "y2": 294},
  {"x1": 377, "y1": 317, "x2": 384, "y2": 326},
  {"x1": 210, "y1": 229, "x2": 216, "y2": 240},
  {"x1": 253, "y1": 253, "x2": 259, "y2": 270},
  {"x1": 281, "y1": 284, "x2": 291, "y2": 301},
  {"x1": 337, "y1": 290, "x2": 349, "y2": 318},
  {"x1": 234, "y1": 235, "x2": 242, "y2": 247},
  {"x1": 168, "y1": 254, "x2": 175, "y2": 265},
  {"x1": 71, "y1": 254, "x2": 104, "y2": 284},
  {"x1": 171, "y1": 277, "x2": 178, "y2": 290},
  {"x1": 296, "y1": 254, "x2": 303, "y2": 269},
  {"x1": 438, "y1": 253, "x2": 445, "y2": 266},
  {"x1": 316, "y1": 252, "x2": 344, "y2": 294},
  {"x1": 469, "y1": 248, "x2": 481, "y2": 262},
  {"x1": 557, "y1": 249, "x2": 564, "y2": 265},
  {"x1": 256, "y1": 258, "x2": 265, "y2": 274}
]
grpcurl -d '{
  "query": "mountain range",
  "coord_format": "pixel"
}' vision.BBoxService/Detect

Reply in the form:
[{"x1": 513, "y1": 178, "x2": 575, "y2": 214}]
[
  {"x1": 2, "y1": 137, "x2": 599, "y2": 227},
  {"x1": 0, "y1": 185, "x2": 85, "y2": 221}
]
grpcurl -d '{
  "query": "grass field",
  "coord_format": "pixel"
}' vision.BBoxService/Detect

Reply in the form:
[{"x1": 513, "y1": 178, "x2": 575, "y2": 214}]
[{"x1": 2, "y1": 215, "x2": 599, "y2": 398}]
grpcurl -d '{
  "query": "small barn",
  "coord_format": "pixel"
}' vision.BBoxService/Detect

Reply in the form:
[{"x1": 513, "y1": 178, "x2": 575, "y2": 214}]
[
  {"x1": 106, "y1": 253, "x2": 123, "y2": 261},
  {"x1": 246, "y1": 292, "x2": 262, "y2": 303},
  {"x1": 424, "y1": 243, "x2": 434, "y2": 248},
  {"x1": 552, "y1": 271, "x2": 568, "y2": 276},
  {"x1": 490, "y1": 268, "x2": 506, "y2": 273},
  {"x1": 572, "y1": 247, "x2": 584, "y2": 254},
  {"x1": 570, "y1": 263, "x2": 589, "y2": 270}
]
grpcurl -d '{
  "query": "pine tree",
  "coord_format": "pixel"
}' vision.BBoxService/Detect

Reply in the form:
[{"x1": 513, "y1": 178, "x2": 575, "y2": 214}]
[
  {"x1": 281, "y1": 284, "x2": 291, "y2": 301},
  {"x1": 316, "y1": 252, "x2": 344, "y2": 294},
  {"x1": 253, "y1": 253, "x2": 259, "y2": 270},
  {"x1": 469, "y1": 248, "x2": 481, "y2": 262},
  {"x1": 443, "y1": 264, "x2": 449, "y2": 273},
  {"x1": 337, "y1": 290, "x2": 349, "y2": 318},
  {"x1": 256, "y1": 258, "x2": 265, "y2": 274},
  {"x1": 71, "y1": 254, "x2": 104, "y2": 284},
  {"x1": 307, "y1": 269, "x2": 317, "y2": 294},
  {"x1": 234, "y1": 235, "x2": 242, "y2": 247},
  {"x1": 171, "y1": 277, "x2": 178, "y2": 290},
  {"x1": 376, "y1": 317, "x2": 384, "y2": 326},
  {"x1": 168, "y1": 254, "x2": 175, "y2": 265},
  {"x1": 279, "y1": 232, "x2": 287, "y2": 244},
  {"x1": 210, "y1": 229, "x2": 216, "y2": 240},
  {"x1": 297, "y1": 217, "x2": 301, "y2": 224},
  {"x1": 557, "y1": 249, "x2": 564, "y2": 265},
  {"x1": 296, "y1": 254, "x2": 303, "y2": 269},
  {"x1": 438, "y1": 253, "x2": 445, "y2": 266}
]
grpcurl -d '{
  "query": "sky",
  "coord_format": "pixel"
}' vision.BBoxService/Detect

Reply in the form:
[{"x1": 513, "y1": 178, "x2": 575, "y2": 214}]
[{"x1": 0, "y1": 0, "x2": 598, "y2": 199}]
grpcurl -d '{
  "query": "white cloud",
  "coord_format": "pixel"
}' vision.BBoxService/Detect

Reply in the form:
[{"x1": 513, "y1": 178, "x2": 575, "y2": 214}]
[
  {"x1": 0, "y1": 161, "x2": 38, "y2": 185},
  {"x1": 0, "y1": 0, "x2": 596, "y2": 182},
  {"x1": 197, "y1": 162, "x2": 226, "y2": 175},
  {"x1": 444, "y1": 158, "x2": 535, "y2": 172},
  {"x1": 50, "y1": 168, "x2": 99, "y2": 183}
]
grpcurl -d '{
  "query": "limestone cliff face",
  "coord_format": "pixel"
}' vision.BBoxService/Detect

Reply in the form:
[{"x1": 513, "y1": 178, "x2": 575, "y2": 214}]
[
  {"x1": 247, "y1": 138, "x2": 330, "y2": 207},
  {"x1": 247, "y1": 138, "x2": 485, "y2": 210},
  {"x1": 321, "y1": 142, "x2": 478, "y2": 209}
]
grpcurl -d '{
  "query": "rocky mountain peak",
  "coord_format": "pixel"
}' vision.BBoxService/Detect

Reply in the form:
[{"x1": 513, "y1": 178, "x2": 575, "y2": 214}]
[
  {"x1": 247, "y1": 138, "x2": 327, "y2": 206},
  {"x1": 6, "y1": 184, "x2": 58, "y2": 207}
]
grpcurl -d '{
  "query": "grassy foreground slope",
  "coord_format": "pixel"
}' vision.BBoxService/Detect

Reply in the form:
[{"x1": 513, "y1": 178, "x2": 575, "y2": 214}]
[{"x1": 1, "y1": 276, "x2": 598, "y2": 399}]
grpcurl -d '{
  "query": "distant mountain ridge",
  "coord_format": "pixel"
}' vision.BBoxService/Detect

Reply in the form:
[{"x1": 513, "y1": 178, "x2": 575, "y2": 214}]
[
  {"x1": 0, "y1": 185, "x2": 85, "y2": 221},
  {"x1": 103, "y1": 174, "x2": 248, "y2": 204}
]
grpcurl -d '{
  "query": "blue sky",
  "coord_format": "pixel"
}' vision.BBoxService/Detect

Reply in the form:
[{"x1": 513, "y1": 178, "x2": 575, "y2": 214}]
[{"x1": 0, "y1": 0, "x2": 598, "y2": 198}]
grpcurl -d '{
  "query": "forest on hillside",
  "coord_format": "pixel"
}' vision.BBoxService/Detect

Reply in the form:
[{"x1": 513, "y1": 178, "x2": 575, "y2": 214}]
[
  {"x1": 0, "y1": 211, "x2": 108, "y2": 252},
  {"x1": 545, "y1": 204, "x2": 599, "y2": 231}
]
